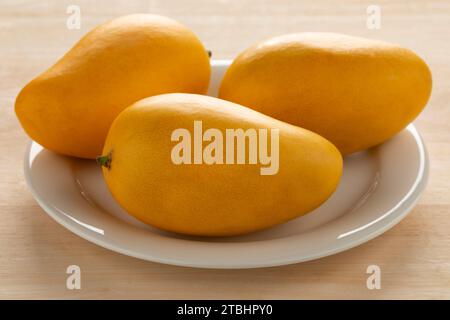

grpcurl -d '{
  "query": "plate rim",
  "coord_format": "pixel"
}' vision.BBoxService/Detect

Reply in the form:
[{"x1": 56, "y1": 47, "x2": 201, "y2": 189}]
[{"x1": 22, "y1": 60, "x2": 430, "y2": 269}]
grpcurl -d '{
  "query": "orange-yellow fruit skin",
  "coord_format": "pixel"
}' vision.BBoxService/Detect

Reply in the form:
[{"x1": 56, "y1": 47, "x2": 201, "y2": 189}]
[
  {"x1": 15, "y1": 14, "x2": 211, "y2": 159},
  {"x1": 219, "y1": 33, "x2": 432, "y2": 155},
  {"x1": 102, "y1": 93, "x2": 343, "y2": 237}
]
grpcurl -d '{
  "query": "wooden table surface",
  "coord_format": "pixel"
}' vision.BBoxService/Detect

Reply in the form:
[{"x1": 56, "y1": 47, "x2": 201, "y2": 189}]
[{"x1": 1, "y1": 0, "x2": 449, "y2": 299}]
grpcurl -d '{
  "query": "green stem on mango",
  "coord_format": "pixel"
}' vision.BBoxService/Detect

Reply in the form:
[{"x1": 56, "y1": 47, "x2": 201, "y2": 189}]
[{"x1": 96, "y1": 152, "x2": 112, "y2": 169}]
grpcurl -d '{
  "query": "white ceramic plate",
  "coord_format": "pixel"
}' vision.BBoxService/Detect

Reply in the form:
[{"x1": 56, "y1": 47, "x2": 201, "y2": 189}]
[{"x1": 24, "y1": 60, "x2": 429, "y2": 269}]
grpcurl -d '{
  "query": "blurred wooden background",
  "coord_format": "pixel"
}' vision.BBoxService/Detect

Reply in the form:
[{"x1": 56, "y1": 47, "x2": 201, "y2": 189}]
[{"x1": 0, "y1": 0, "x2": 449, "y2": 299}]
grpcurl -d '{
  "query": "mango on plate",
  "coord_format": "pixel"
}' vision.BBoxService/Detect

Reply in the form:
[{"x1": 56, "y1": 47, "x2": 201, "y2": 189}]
[
  {"x1": 99, "y1": 93, "x2": 343, "y2": 236},
  {"x1": 219, "y1": 32, "x2": 432, "y2": 155},
  {"x1": 15, "y1": 14, "x2": 211, "y2": 159}
]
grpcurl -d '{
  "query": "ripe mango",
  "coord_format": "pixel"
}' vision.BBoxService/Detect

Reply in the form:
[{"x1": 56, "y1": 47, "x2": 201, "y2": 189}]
[
  {"x1": 99, "y1": 93, "x2": 342, "y2": 236},
  {"x1": 15, "y1": 14, "x2": 211, "y2": 159},
  {"x1": 219, "y1": 33, "x2": 432, "y2": 155}
]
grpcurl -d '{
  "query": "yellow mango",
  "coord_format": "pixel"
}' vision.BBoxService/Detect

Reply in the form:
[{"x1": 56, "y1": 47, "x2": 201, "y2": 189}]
[
  {"x1": 15, "y1": 14, "x2": 211, "y2": 159},
  {"x1": 219, "y1": 33, "x2": 432, "y2": 155},
  {"x1": 99, "y1": 93, "x2": 342, "y2": 236}
]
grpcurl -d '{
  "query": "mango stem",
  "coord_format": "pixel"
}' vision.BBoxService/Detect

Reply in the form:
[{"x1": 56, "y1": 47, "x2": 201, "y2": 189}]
[
  {"x1": 96, "y1": 152, "x2": 112, "y2": 169},
  {"x1": 207, "y1": 50, "x2": 212, "y2": 58}
]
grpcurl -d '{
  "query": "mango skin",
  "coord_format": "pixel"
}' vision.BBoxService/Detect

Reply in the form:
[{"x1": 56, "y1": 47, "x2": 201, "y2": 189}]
[
  {"x1": 15, "y1": 14, "x2": 211, "y2": 159},
  {"x1": 219, "y1": 33, "x2": 432, "y2": 155},
  {"x1": 101, "y1": 93, "x2": 343, "y2": 236}
]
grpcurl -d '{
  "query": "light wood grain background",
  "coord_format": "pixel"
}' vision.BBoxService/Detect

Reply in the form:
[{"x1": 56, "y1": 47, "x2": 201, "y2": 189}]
[{"x1": 0, "y1": 0, "x2": 449, "y2": 299}]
